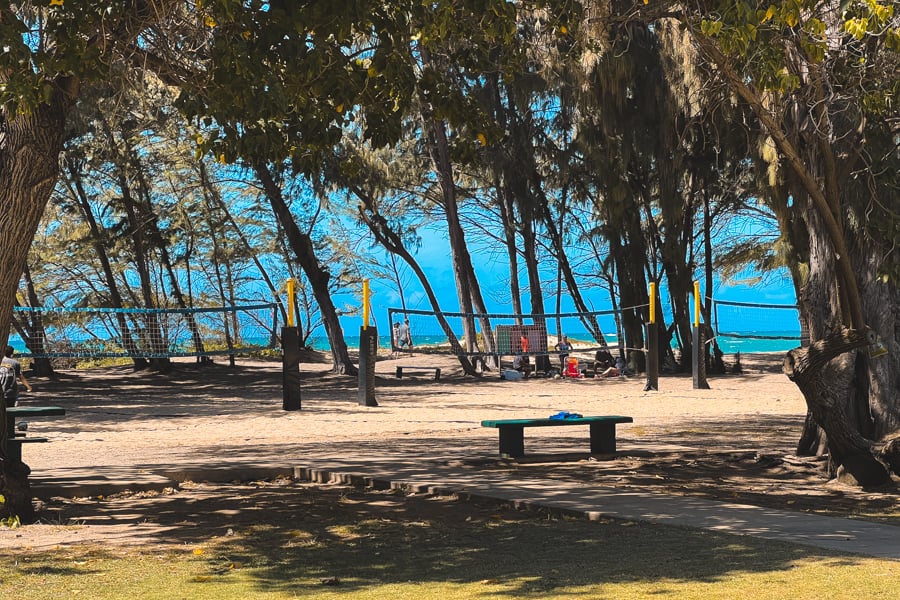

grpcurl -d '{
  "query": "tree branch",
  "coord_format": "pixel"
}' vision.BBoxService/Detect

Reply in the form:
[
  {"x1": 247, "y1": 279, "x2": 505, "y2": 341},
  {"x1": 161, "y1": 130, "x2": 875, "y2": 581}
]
[{"x1": 689, "y1": 30, "x2": 865, "y2": 332}]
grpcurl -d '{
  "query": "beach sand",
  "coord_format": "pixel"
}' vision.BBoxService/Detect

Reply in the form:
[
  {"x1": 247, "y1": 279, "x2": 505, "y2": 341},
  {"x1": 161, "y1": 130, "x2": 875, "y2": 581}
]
[{"x1": 2, "y1": 350, "x2": 896, "y2": 550}]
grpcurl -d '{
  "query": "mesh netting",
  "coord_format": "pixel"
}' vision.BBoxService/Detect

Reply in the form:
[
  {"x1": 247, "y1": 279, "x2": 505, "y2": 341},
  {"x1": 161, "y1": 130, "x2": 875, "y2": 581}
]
[
  {"x1": 711, "y1": 299, "x2": 805, "y2": 352},
  {"x1": 386, "y1": 308, "x2": 629, "y2": 357},
  {"x1": 10, "y1": 303, "x2": 279, "y2": 359}
]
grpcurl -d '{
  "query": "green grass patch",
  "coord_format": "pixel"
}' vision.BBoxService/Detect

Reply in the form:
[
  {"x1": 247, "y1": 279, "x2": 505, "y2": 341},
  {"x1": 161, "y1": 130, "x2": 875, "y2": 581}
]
[{"x1": 2, "y1": 485, "x2": 898, "y2": 599}]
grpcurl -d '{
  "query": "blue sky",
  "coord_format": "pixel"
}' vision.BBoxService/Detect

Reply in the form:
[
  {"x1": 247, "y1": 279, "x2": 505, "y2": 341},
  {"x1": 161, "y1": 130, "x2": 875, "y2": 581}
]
[{"x1": 337, "y1": 226, "x2": 798, "y2": 336}]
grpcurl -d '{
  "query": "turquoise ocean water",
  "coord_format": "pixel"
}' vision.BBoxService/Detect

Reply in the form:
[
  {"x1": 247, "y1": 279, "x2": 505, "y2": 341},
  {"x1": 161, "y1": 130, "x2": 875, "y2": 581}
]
[
  {"x1": 10, "y1": 331, "x2": 800, "y2": 357},
  {"x1": 309, "y1": 331, "x2": 802, "y2": 354}
]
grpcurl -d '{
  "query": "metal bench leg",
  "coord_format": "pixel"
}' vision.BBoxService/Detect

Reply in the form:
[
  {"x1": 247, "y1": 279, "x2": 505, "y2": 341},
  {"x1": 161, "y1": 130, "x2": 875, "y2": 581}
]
[
  {"x1": 589, "y1": 422, "x2": 617, "y2": 453},
  {"x1": 498, "y1": 425, "x2": 525, "y2": 458}
]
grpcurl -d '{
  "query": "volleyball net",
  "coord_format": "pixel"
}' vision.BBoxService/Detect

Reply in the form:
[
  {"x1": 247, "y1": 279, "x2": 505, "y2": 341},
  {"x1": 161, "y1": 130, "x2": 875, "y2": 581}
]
[
  {"x1": 711, "y1": 299, "x2": 805, "y2": 352},
  {"x1": 10, "y1": 303, "x2": 280, "y2": 359},
  {"x1": 386, "y1": 307, "x2": 635, "y2": 357}
]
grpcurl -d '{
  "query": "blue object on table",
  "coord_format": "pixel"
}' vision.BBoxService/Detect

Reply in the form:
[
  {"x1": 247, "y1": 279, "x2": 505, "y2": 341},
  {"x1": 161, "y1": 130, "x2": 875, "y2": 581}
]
[{"x1": 549, "y1": 411, "x2": 583, "y2": 420}]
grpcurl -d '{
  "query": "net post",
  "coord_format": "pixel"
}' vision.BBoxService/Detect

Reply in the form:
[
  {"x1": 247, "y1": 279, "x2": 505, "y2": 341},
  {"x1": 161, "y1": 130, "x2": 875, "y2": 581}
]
[
  {"x1": 286, "y1": 278, "x2": 296, "y2": 328},
  {"x1": 692, "y1": 281, "x2": 710, "y2": 389},
  {"x1": 362, "y1": 279, "x2": 370, "y2": 330},
  {"x1": 645, "y1": 322, "x2": 659, "y2": 391},
  {"x1": 645, "y1": 282, "x2": 658, "y2": 391},
  {"x1": 282, "y1": 326, "x2": 301, "y2": 411},
  {"x1": 358, "y1": 325, "x2": 378, "y2": 407}
]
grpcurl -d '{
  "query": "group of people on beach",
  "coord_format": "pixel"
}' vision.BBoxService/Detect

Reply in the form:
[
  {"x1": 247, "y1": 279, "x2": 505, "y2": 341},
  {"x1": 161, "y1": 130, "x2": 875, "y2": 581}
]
[
  {"x1": 390, "y1": 321, "x2": 631, "y2": 380},
  {"x1": 391, "y1": 319, "x2": 412, "y2": 357},
  {"x1": 511, "y1": 334, "x2": 631, "y2": 379}
]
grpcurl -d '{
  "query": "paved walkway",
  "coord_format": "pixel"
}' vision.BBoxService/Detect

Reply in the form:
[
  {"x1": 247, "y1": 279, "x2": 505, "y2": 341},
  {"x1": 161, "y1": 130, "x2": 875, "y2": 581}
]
[{"x1": 31, "y1": 452, "x2": 900, "y2": 561}]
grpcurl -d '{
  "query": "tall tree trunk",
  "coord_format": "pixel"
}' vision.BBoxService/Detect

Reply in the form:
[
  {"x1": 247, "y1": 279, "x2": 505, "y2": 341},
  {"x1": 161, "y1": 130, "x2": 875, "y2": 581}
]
[
  {"x1": 352, "y1": 187, "x2": 477, "y2": 375},
  {"x1": 128, "y1": 144, "x2": 205, "y2": 360},
  {"x1": 0, "y1": 78, "x2": 77, "y2": 523},
  {"x1": 648, "y1": 173, "x2": 694, "y2": 372},
  {"x1": 65, "y1": 157, "x2": 149, "y2": 369},
  {"x1": 205, "y1": 193, "x2": 235, "y2": 365},
  {"x1": 12, "y1": 265, "x2": 55, "y2": 377},
  {"x1": 98, "y1": 115, "x2": 170, "y2": 371},
  {"x1": 254, "y1": 164, "x2": 357, "y2": 375},
  {"x1": 691, "y1": 29, "x2": 899, "y2": 474},
  {"x1": 496, "y1": 180, "x2": 523, "y2": 319},
  {"x1": 198, "y1": 161, "x2": 287, "y2": 324},
  {"x1": 493, "y1": 81, "x2": 549, "y2": 357},
  {"x1": 519, "y1": 208, "x2": 550, "y2": 371},
  {"x1": 784, "y1": 329, "x2": 890, "y2": 486},
  {"x1": 485, "y1": 73, "x2": 524, "y2": 321},
  {"x1": 536, "y1": 186, "x2": 606, "y2": 344},
  {"x1": 603, "y1": 200, "x2": 649, "y2": 371},
  {"x1": 423, "y1": 113, "x2": 495, "y2": 356},
  {"x1": 691, "y1": 32, "x2": 865, "y2": 331}
]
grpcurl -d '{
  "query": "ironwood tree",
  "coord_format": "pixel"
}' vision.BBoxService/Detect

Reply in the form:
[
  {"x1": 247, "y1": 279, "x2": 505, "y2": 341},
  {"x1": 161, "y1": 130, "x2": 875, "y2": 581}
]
[
  {"x1": 0, "y1": 0, "x2": 187, "y2": 522},
  {"x1": 608, "y1": 0, "x2": 899, "y2": 483}
]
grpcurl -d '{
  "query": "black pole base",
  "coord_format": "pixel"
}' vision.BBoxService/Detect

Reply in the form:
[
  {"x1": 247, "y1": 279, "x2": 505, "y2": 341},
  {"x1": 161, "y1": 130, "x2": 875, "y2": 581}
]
[{"x1": 282, "y1": 327, "x2": 301, "y2": 411}]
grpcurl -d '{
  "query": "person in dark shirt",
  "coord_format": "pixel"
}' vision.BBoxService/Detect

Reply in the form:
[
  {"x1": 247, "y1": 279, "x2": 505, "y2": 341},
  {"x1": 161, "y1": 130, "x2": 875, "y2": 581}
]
[{"x1": 1, "y1": 345, "x2": 32, "y2": 407}]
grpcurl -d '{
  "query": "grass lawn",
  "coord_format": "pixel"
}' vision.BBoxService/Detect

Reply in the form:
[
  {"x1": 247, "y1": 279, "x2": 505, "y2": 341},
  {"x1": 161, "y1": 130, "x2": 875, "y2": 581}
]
[{"x1": 1, "y1": 482, "x2": 898, "y2": 599}]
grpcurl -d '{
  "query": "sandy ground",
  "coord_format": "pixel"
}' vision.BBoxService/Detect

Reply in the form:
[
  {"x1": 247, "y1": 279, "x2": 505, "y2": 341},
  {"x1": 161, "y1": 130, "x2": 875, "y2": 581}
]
[
  {"x1": 12, "y1": 350, "x2": 803, "y2": 471},
  {"x1": 2, "y1": 349, "x2": 898, "y2": 551}
]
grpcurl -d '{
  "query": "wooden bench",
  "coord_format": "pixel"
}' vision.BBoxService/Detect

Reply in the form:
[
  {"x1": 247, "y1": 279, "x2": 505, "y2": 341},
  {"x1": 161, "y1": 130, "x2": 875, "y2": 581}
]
[
  {"x1": 395, "y1": 366, "x2": 441, "y2": 381},
  {"x1": 481, "y1": 415, "x2": 633, "y2": 458},
  {"x1": 5, "y1": 406, "x2": 66, "y2": 463}
]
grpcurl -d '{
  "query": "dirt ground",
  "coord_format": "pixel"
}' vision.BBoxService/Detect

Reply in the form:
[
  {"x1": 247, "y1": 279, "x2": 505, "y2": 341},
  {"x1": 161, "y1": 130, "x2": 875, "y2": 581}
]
[{"x1": 2, "y1": 349, "x2": 898, "y2": 552}]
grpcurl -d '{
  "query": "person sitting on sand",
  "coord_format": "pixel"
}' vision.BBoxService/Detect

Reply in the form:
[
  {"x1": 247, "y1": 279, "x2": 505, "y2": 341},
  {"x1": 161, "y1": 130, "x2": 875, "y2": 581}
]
[
  {"x1": 593, "y1": 349, "x2": 615, "y2": 377},
  {"x1": 599, "y1": 355, "x2": 632, "y2": 378},
  {"x1": 597, "y1": 363, "x2": 620, "y2": 378},
  {"x1": 513, "y1": 353, "x2": 533, "y2": 378}
]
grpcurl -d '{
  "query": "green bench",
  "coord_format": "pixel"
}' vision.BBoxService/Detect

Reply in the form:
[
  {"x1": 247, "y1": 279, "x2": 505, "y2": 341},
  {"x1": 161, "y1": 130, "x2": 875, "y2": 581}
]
[
  {"x1": 5, "y1": 406, "x2": 66, "y2": 463},
  {"x1": 481, "y1": 415, "x2": 633, "y2": 458}
]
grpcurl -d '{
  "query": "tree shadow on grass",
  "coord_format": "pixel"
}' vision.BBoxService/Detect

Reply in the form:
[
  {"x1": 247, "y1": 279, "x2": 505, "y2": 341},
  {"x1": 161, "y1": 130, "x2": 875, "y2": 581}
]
[{"x1": 23, "y1": 480, "x2": 871, "y2": 597}]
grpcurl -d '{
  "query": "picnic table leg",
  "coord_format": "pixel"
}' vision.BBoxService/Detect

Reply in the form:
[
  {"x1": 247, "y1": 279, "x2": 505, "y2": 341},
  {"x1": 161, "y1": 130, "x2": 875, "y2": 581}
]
[
  {"x1": 8, "y1": 441, "x2": 22, "y2": 463},
  {"x1": 589, "y1": 422, "x2": 617, "y2": 454},
  {"x1": 4, "y1": 419, "x2": 20, "y2": 463},
  {"x1": 498, "y1": 425, "x2": 525, "y2": 458}
]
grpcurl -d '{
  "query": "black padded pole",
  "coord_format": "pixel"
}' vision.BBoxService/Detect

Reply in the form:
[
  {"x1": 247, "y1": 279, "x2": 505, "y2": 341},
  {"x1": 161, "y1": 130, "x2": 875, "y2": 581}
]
[
  {"x1": 644, "y1": 322, "x2": 658, "y2": 391},
  {"x1": 692, "y1": 326, "x2": 710, "y2": 389},
  {"x1": 358, "y1": 326, "x2": 378, "y2": 407},
  {"x1": 282, "y1": 326, "x2": 301, "y2": 411}
]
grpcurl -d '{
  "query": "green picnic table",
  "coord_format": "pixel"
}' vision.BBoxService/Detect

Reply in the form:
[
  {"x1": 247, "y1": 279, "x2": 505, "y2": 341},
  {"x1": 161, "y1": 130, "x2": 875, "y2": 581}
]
[{"x1": 5, "y1": 406, "x2": 66, "y2": 463}]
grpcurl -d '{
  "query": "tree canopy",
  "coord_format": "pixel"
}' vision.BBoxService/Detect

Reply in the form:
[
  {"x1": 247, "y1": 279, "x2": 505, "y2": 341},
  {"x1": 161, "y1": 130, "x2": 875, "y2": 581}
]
[{"x1": 1, "y1": 1, "x2": 898, "y2": 519}]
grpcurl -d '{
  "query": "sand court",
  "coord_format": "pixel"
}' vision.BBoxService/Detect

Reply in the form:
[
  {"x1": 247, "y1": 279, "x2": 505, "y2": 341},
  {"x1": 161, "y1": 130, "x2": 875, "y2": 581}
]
[{"x1": 5, "y1": 351, "x2": 899, "y2": 557}]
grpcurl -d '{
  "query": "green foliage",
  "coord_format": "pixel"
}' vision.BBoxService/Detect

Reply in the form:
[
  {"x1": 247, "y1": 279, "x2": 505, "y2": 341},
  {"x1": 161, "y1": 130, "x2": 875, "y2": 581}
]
[
  {"x1": 0, "y1": 2, "x2": 136, "y2": 114},
  {"x1": 0, "y1": 494, "x2": 21, "y2": 529},
  {"x1": 668, "y1": 0, "x2": 899, "y2": 286},
  {"x1": 179, "y1": 0, "x2": 564, "y2": 174}
]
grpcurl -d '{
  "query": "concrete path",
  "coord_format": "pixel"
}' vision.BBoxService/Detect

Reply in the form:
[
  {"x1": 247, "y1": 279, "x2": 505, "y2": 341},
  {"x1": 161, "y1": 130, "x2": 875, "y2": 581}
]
[{"x1": 31, "y1": 453, "x2": 900, "y2": 561}]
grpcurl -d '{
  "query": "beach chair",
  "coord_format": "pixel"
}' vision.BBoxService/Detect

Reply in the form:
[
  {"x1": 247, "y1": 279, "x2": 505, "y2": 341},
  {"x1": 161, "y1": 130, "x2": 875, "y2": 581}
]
[{"x1": 564, "y1": 357, "x2": 584, "y2": 378}]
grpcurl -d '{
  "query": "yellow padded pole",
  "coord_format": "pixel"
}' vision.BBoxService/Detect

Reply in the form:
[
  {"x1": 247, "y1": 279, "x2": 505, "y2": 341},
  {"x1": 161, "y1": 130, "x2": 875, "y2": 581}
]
[{"x1": 286, "y1": 278, "x2": 296, "y2": 328}]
